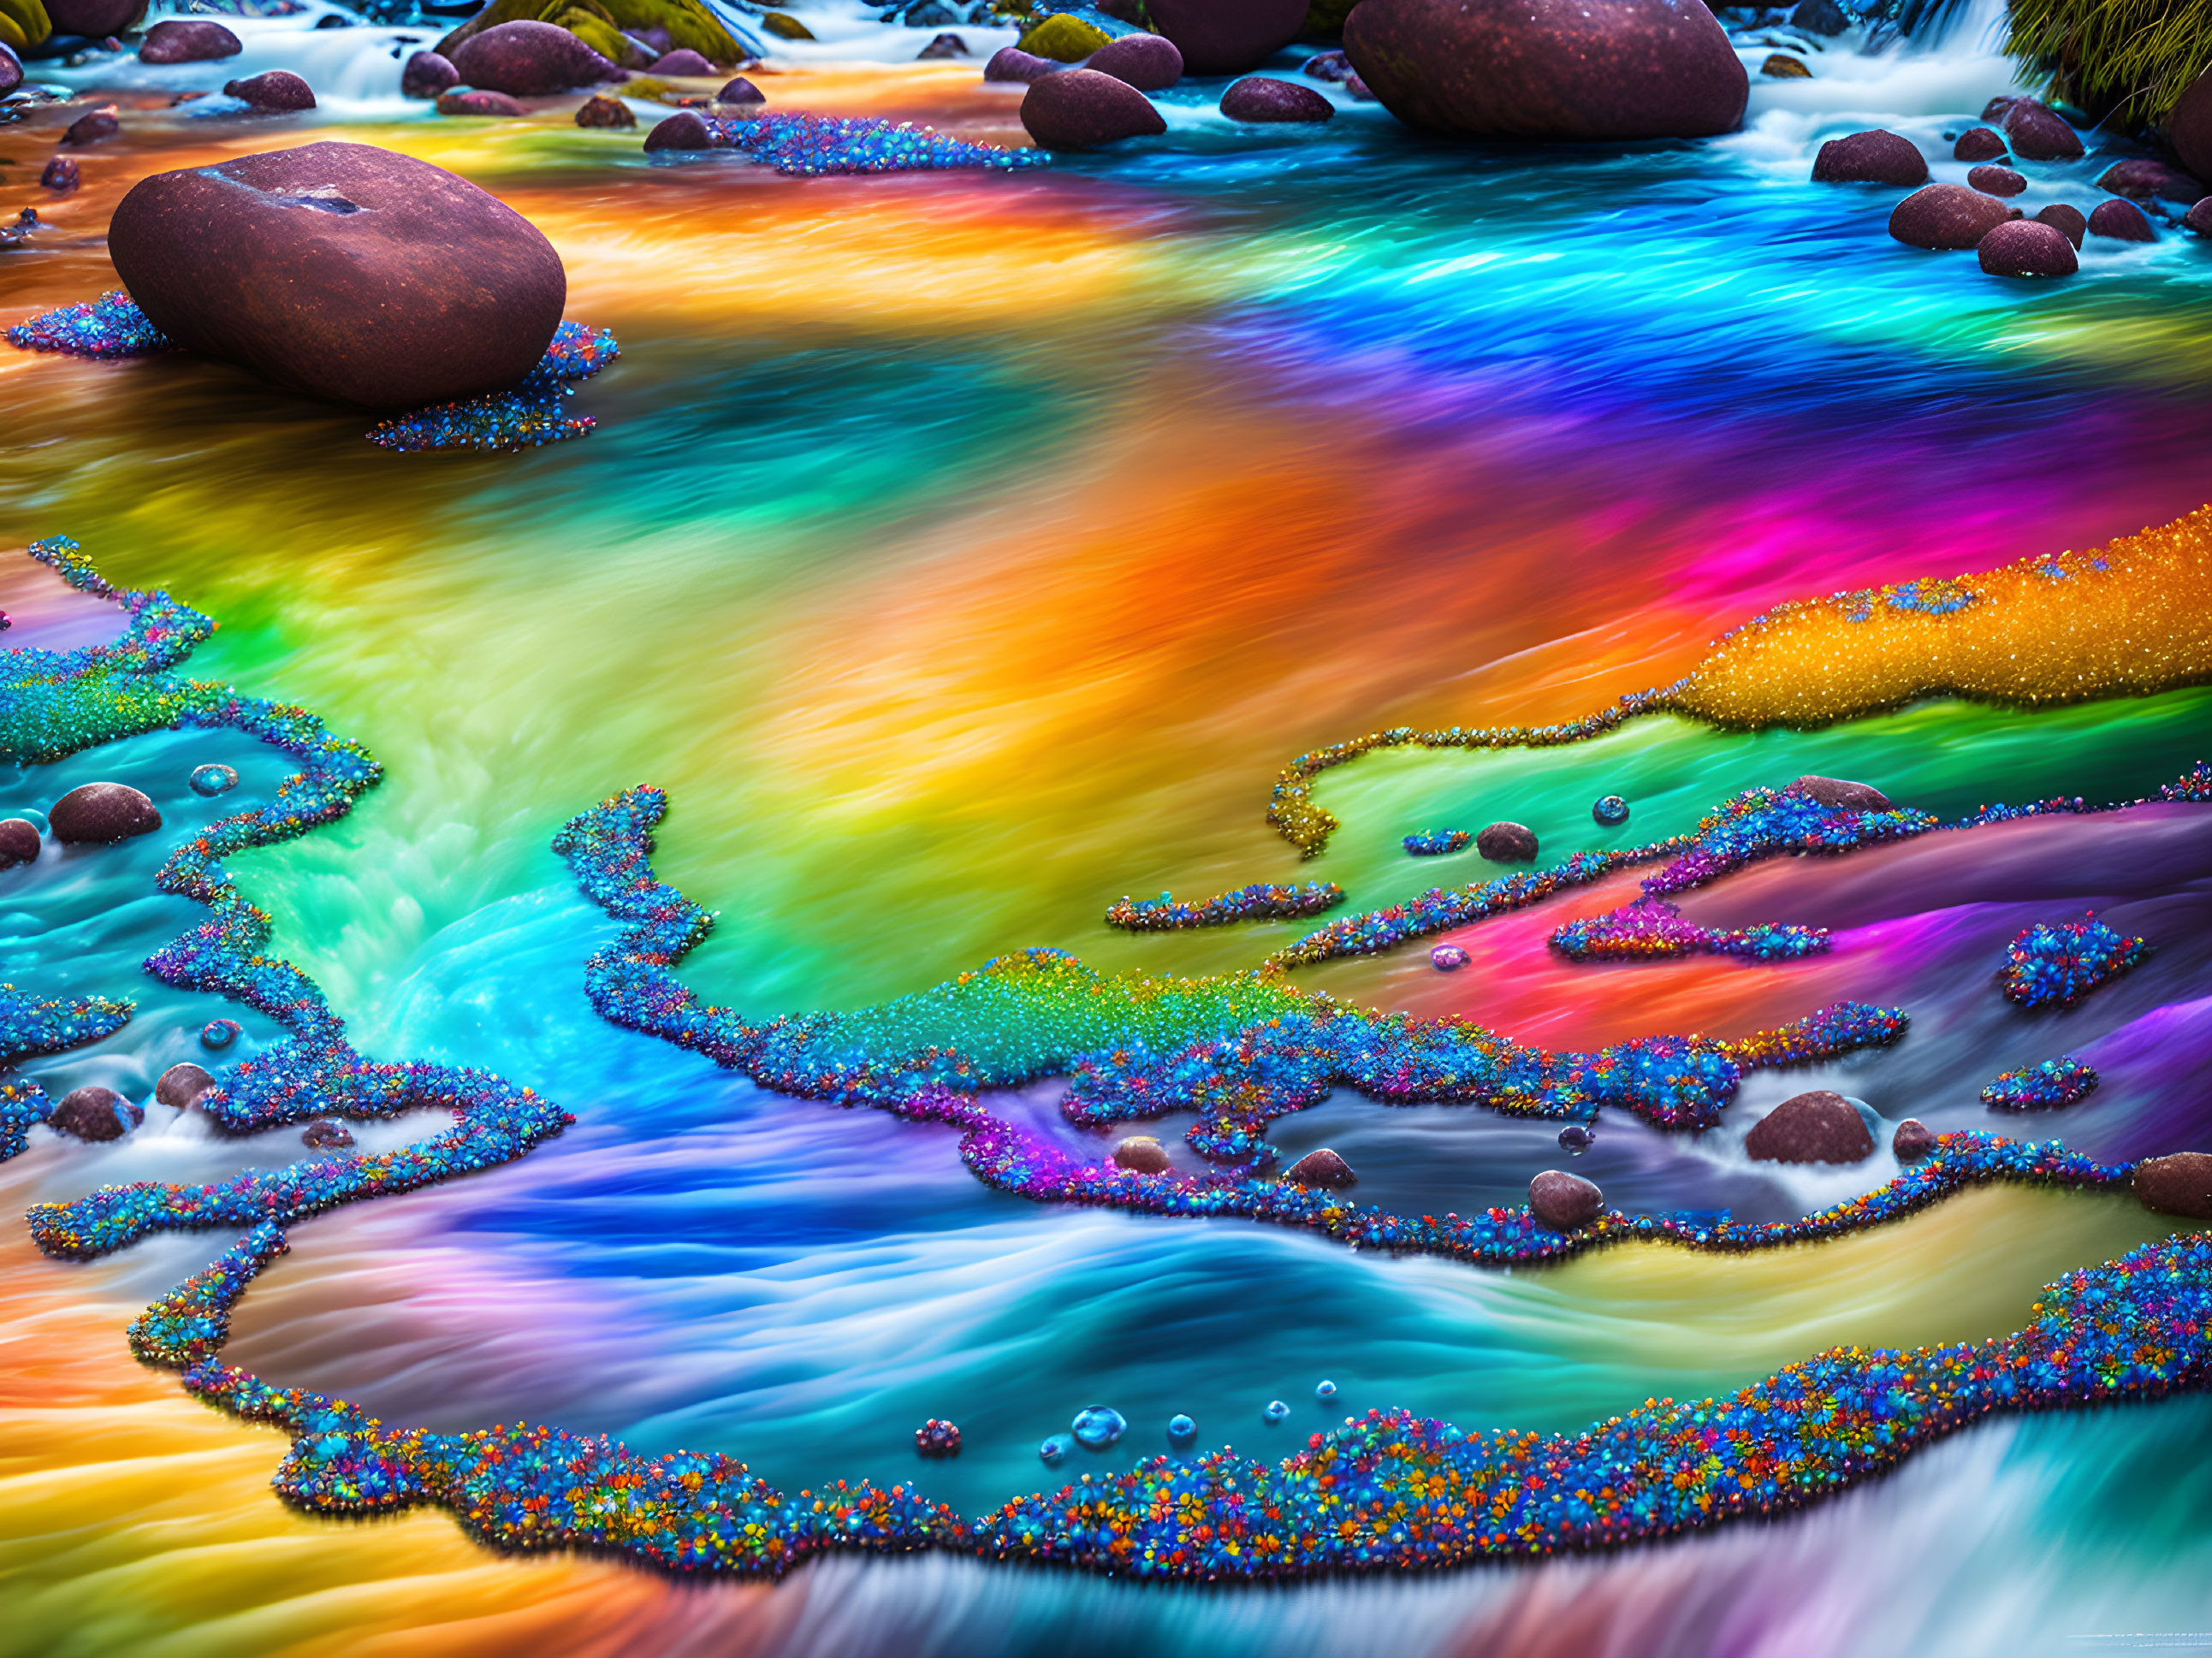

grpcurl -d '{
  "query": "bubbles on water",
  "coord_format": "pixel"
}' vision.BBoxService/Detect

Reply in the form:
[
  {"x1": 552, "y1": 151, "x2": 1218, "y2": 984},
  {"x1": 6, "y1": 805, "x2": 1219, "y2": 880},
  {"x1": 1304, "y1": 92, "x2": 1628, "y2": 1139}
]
[
  {"x1": 189, "y1": 763, "x2": 239, "y2": 797},
  {"x1": 1559, "y1": 1122, "x2": 1596, "y2": 1153},
  {"x1": 1263, "y1": 1400, "x2": 1290, "y2": 1424},
  {"x1": 199, "y1": 1018, "x2": 240, "y2": 1051},
  {"x1": 1315, "y1": 1379, "x2": 1337, "y2": 1400},
  {"x1": 1039, "y1": 1434, "x2": 1070, "y2": 1465},
  {"x1": 1070, "y1": 1406, "x2": 1126, "y2": 1448},
  {"x1": 1592, "y1": 794, "x2": 1630, "y2": 826},
  {"x1": 1167, "y1": 1413, "x2": 1195, "y2": 1444},
  {"x1": 1430, "y1": 943, "x2": 1468, "y2": 972}
]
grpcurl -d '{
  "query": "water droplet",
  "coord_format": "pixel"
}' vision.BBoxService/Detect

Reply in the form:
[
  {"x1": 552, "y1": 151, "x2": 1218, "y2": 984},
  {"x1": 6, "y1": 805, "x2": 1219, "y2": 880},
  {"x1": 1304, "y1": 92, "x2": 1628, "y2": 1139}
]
[
  {"x1": 1263, "y1": 1400, "x2": 1290, "y2": 1424},
  {"x1": 1315, "y1": 1379, "x2": 1337, "y2": 1400},
  {"x1": 1592, "y1": 794, "x2": 1630, "y2": 826},
  {"x1": 189, "y1": 763, "x2": 239, "y2": 797},
  {"x1": 199, "y1": 1018, "x2": 240, "y2": 1051},
  {"x1": 1038, "y1": 1434, "x2": 1070, "y2": 1465},
  {"x1": 1559, "y1": 1123, "x2": 1595, "y2": 1153},
  {"x1": 1070, "y1": 1405, "x2": 1126, "y2": 1448},
  {"x1": 1166, "y1": 1413, "x2": 1195, "y2": 1443}
]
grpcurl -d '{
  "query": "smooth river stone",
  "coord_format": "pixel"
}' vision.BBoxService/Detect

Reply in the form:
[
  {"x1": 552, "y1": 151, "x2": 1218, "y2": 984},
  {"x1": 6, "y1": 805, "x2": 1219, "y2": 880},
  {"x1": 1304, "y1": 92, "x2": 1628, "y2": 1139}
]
[
  {"x1": 1745, "y1": 1090, "x2": 1873, "y2": 1164},
  {"x1": 109, "y1": 142, "x2": 566, "y2": 411},
  {"x1": 1812, "y1": 128, "x2": 1927, "y2": 186},
  {"x1": 50, "y1": 782, "x2": 160, "y2": 844},
  {"x1": 1144, "y1": 0, "x2": 1306, "y2": 74},
  {"x1": 139, "y1": 20, "x2": 241, "y2": 62},
  {"x1": 450, "y1": 21, "x2": 623, "y2": 96},
  {"x1": 1529, "y1": 1169, "x2": 1604, "y2": 1230}
]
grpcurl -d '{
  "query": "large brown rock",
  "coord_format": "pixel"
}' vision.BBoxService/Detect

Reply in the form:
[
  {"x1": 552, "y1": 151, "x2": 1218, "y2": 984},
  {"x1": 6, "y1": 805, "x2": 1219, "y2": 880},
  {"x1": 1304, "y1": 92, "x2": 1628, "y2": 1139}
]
[
  {"x1": 1146, "y1": 0, "x2": 1307, "y2": 74},
  {"x1": 1889, "y1": 183, "x2": 2015, "y2": 250},
  {"x1": 1811, "y1": 128, "x2": 1925, "y2": 186},
  {"x1": 1021, "y1": 68, "x2": 1165, "y2": 151},
  {"x1": 2035, "y1": 202, "x2": 2085, "y2": 246},
  {"x1": 1529, "y1": 1169, "x2": 1604, "y2": 1230},
  {"x1": 2135, "y1": 1152, "x2": 2212, "y2": 1220},
  {"x1": 2087, "y1": 198, "x2": 2155, "y2": 241},
  {"x1": 1968, "y1": 163, "x2": 2025, "y2": 197},
  {"x1": 451, "y1": 21, "x2": 623, "y2": 96},
  {"x1": 139, "y1": 20, "x2": 242, "y2": 62},
  {"x1": 2173, "y1": 65, "x2": 2212, "y2": 184},
  {"x1": 1286, "y1": 1146, "x2": 1357, "y2": 1187},
  {"x1": 50, "y1": 1086, "x2": 142, "y2": 1141},
  {"x1": 45, "y1": 0, "x2": 144, "y2": 35},
  {"x1": 1790, "y1": 775, "x2": 1892, "y2": 811},
  {"x1": 1892, "y1": 1118, "x2": 1938, "y2": 1161},
  {"x1": 0, "y1": 818, "x2": 39, "y2": 868},
  {"x1": 439, "y1": 88, "x2": 527, "y2": 116},
  {"x1": 402, "y1": 50, "x2": 460, "y2": 98},
  {"x1": 1476, "y1": 820, "x2": 1539, "y2": 862},
  {"x1": 50, "y1": 782, "x2": 160, "y2": 844},
  {"x1": 1222, "y1": 75, "x2": 1335, "y2": 121},
  {"x1": 1978, "y1": 217, "x2": 2077, "y2": 276},
  {"x1": 1952, "y1": 126, "x2": 2005, "y2": 162},
  {"x1": 1745, "y1": 1090, "x2": 1873, "y2": 1164},
  {"x1": 109, "y1": 143, "x2": 566, "y2": 412},
  {"x1": 1344, "y1": 0, "x2": 1746, "y2": 141}
]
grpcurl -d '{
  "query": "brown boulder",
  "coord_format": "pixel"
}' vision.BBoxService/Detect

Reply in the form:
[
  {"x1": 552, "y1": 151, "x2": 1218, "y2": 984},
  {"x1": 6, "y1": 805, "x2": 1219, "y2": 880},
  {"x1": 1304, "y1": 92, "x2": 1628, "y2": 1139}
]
[
  {"x1": 1475, "y1": 820, "x2": 1539, "y2": 862},
  {"x1": 0, "y1": 818, "x2": 39, "y2": 868},
  {"x1": 225, "y1": 71, "x2": 317, "y2": 110},
  {"x1": 1790, "y1": 775, "x2": 1892, "y2": 811},
  {"x1": 1088, "y1": 31, "x2": 1183, "y2": 92},
  {"x1": 51, "y1": 782, "x2": 160, "y2": 844},
  {"x1": 715, "y1": 76, "x2": 764, "y2": 104},
  {"x1": 50, "y1": 1086, "x2": 142, "y2": 1141},
  {"x1": 1761, "y1": 53, "x2": 1809, "y2": 79},
  {"x1": 110, "y1": 142, "x2": 566, "y2": 412},
  {"x1": 1978, "y1": 217, "x2": 2078, "y2": 276},
  {"x1": 576, "y1": 93, "x2": 636, "y2": 127},
  {"x1": 2096, "y1": 158, "x2": 2204, "y2": 204},
  {"x1": 62, "y1": 110, "x2": 120, "y2": 145},
  {"x1": 1952, "y1": 126, "x2": 2005, "y2": 162},
  {"x1": 1112, "y1": 1134, "x2": 1173, "y2": 1173},
  {"x1": 2001, "y1": 98, "x2": 2081, "y2": 161},
  {"x1": 1222, "y1": 76, "x2": 1335, "y2": 121},
  {"x1": 985, "y1": 45, "x2": 1059, "y2": 82},
  {"x1": 1892, "y1": 1118, "x2": 1937, "y2": 1161},
  {"x1": 451, "y1": 21, "x2": 623, "y2": 96},
  {"x1": 2188, "y1": 197, "x2": 2212, "y2": 236},
  {"x1": 2172, "y1": 65, "x2": 2212, "y2": 183},
  {"x1": 401, "y1": 50, "x2": 460, "y2": 98},
  {"x1": 1021, "y1": 68, "x2": 1165, "y2": 151},
  {"x1": 2035, "y1": 202, "x2": 2085, "y2": 246},
  {"x1": 302, "y1": 1118, "x2": 357, "y2": 1149},
  {"x1": 644, "y1": 110, "x2": 719, "y2": 149},
  {"x1": 649, "y1": 48, "x2": 715, "y2": 74},
  {"x1": 139, "y1": 20, "x2": 242, "y2": 62},
  {"x1": 439, "y1": 88, "x2": 527, "y2": 115},
  {"x1": 2087, "y1": 198, "x2": 2155, "y2": 241},
  {"x1": 1889, "y1": 183, "x2": 2016, "y2": 250},
  {"x1": 1812, "y1": 127, "x2": 1926, "y2": 186},
  {"x1": 2134, "y1": 1152, "x2": 2212, "y2": 1220},
  {"x1": 1745, "y1": 1090, "x2": 1873, "y2": 1164},
  {"x1": 41, "y1": 157, "x2": 80, "y2": 192},
  {"x1": 1345, "y1": 0, "x2": 1746, "y2": 141},
  {"x1": 156, "y1": 1062, "x2": 215, "y2": 1109},
  {"x1": 1147, "y1": 0, "x2": 1307, "y2": 74},
  {"x1": 45, "y1": 0, "x2": 144, "y2": 33},
  {"x1": 1529, "y1": 1169, "x2": 1604, "y2": 1230},
  {"x1": 1968, "y1": 163, "x2": 2025, "y2": 196},
  {"x1": 1287, "y1": 1147, "x2": 1357, "y2": 1187}
]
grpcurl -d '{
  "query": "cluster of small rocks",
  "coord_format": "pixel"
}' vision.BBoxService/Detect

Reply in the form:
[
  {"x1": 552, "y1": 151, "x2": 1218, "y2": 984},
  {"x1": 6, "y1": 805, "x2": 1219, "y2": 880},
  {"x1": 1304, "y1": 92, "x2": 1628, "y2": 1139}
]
[{"x1": 1814, "y1": 98, "x2": 2206, "y2": 278}]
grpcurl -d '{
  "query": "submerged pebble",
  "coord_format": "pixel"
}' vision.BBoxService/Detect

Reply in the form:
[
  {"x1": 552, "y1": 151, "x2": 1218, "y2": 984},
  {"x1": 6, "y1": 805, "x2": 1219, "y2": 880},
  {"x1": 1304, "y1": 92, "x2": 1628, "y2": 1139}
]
[{"x1": 189, "y1": 763, "x2": 239, "y2": 796}]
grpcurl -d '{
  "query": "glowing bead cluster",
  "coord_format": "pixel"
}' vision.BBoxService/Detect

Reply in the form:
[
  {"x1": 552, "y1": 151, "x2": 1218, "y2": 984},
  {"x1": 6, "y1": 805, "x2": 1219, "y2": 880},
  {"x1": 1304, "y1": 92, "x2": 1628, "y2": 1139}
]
[
  {"x1": 1980, "y1": 1054, "x2": 2099, "y2": 1110},
  {"x1": 1999, "y1": 915, "x2": 2148, "y2": 1010},
  {"x1": 1106, "y1": 880, "x2": 1343, "y2": 931},
  {"x1": 367, "y1": 324, "x2": 620, "y2": 453},
  {"x1": 1403, "y1": 830, "x2": 1471, "y2": 856},
  {"x1": 915, "y1": 1419, "x2": 963, "y2": 1457},
  {"x1": 1551, "y1": 900, "x2": 1827, "y2": 962},
  {"x1": 3, "y1": 290, "x2": 170, "y2": 358},
  {"x1": 711, "y1": 110, "x2": 1047, "y2": 175}
]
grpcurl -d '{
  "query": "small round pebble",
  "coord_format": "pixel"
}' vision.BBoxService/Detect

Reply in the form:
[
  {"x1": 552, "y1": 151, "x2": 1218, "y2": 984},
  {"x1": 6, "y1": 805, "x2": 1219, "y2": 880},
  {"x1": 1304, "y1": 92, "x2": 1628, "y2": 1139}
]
[
  {"x1": 302, "y1": 1118, "x2": 356, "y2": 1149},
  {"x1": 715, "y1": 76, "x2": 764, "y2": 105},
  {"x1": 224, "y1": 70, "x2": 317, "y2": 110},
  {"x1": 200, "y1": 1018, "x2": 241, "y2": 1051},
  {"x1": 2035, "y1": 203, "x2": 2087, "y2": 246},
  {"x1": 1968, "y1": 163, "x2": 2026, "y2": 197},
  {"x1": 1112, "y1": 1134, "x2": 1173, "y2": 1173},
  {"x1": 1558, "y1": 1122, "x2": 1595, "y2": 1153},
  {"x1": 575, "y1": 93, "x2": 637, "y2": 128},
  {"x1": 1285, "y1": 1146, "x2": 1355, "y2": 1187},
  {"x1": 1978, "y1": 217, "x2": 2078, "y2": 277},
  {"x1": 2087, "y1": 198, "x2": 2156, "y2": 241},
  {"x1": 189, "y1": 763, "x2": 239, "y2": 796},
  {"x1": 1529, "y1": 1169, "x2": 1604, "y2": 1231},
  {"x1": 1475, "y1": 820, "x2": 1539, "y2": 862},
  {"x1": 644, "y1": 110, "x2": 717, "y2": 150},
  {"x1": 1430, "y1": 943, "x2": 1468, "y2": 971},
  {"x1": 1167, "y1": 1412, "x2": 1196, "y2": 1442},
  {"x1": 156, "y1": 1062, "x2": 214, "y2": 1109},
  {"x1": 440, "y1": 88, "x2": 527, "y2": 117},
  {"x1": 1263, "y1": 1400, "x2": 1290, "y2": 1424},
  {"x1": 0, "y1": 818, "x2": 39, "y2": 869},
  {"x1": 51, "y1": 1085, "x2": 142, "y2": 1141},
  {"x1": 1892, "y1": 1118, "x2": 1938, "y2": 1160},
  {"x1": 1592, "y1": 795, "x2": 1629, "y2": 826},
  {"x1": 1952, "y1": 126, "x2": 2006, "y2": 162},
  {"x1": 41, "y1": 157, "x2": 80, "y2": 192},
  {"x1": 1220, "y1": 76, "x2": 1333, "y2": 122}
]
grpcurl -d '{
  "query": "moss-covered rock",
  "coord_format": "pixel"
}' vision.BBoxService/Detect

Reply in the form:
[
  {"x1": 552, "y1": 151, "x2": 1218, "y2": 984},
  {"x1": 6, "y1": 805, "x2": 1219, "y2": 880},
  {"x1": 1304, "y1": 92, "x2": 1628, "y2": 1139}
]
[
  {"x1": 761, "y1": 9, "x2": 814, "y2": 38},
  {"x1": 1302, "y1": 0, "x2": 1357, "y2": 36},
  {"x1": 1018, "y1": 11, "x2": 1111, "y2": 58},
  {"x1": 438, "y1": 0, "x2": 743, "y2": 68},
  {"x1": 0, "y1": 0, "x2": 50, "y2": 54}
]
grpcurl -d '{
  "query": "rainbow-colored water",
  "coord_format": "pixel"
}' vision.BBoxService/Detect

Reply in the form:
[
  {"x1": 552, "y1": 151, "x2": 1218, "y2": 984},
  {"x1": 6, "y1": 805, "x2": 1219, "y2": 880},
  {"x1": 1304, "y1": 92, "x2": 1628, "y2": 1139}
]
[{"x1": 8, "y1": 4, "x2": 2212, "y2": 1652}]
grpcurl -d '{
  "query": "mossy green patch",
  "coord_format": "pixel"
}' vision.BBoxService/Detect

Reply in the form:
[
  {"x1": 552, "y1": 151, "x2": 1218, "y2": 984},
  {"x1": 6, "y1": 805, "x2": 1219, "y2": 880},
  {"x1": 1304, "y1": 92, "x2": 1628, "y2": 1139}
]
[{"x1": 1018, "y1": 11, "x2": 1112, "y2": 59}]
